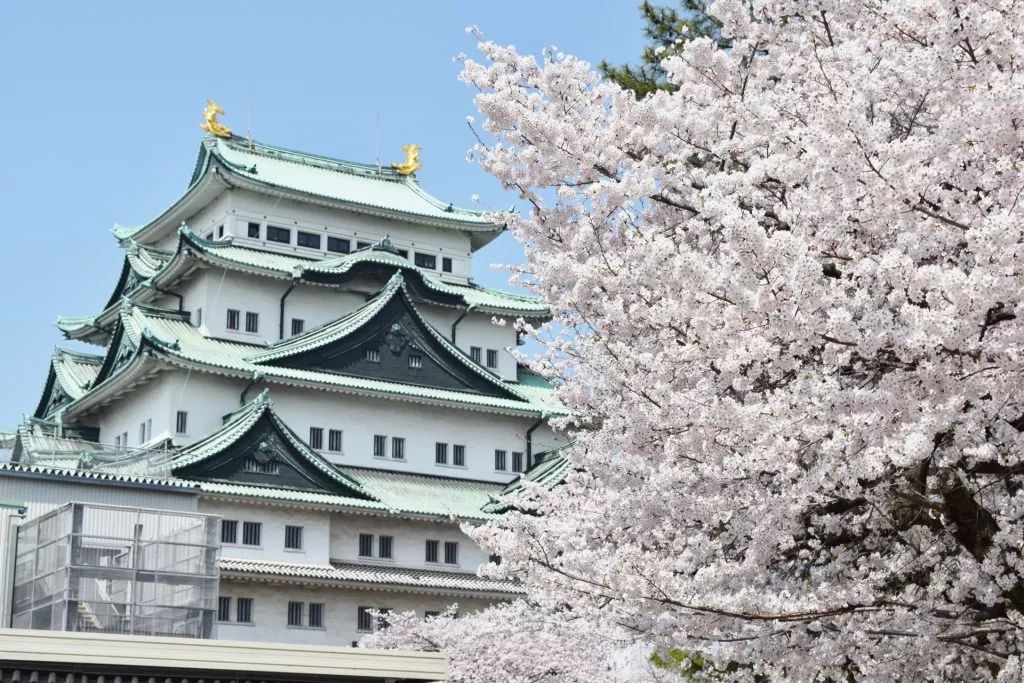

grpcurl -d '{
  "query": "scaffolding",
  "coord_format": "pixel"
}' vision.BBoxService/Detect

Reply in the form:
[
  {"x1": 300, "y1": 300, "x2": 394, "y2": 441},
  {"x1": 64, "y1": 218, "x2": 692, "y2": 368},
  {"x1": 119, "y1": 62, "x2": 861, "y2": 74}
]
[{"x1": 11, "y1": 503, "x2": 220, "y2": 638}]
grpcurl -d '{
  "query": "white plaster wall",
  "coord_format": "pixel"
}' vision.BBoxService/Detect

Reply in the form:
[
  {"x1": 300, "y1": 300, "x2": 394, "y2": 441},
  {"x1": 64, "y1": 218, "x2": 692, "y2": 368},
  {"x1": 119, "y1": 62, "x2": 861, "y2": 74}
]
[
  {"x1": 419, "y1": 307, "x2": 519, "y2": 381},
  {"x1": 328, "y1": 513, "x2": 488, "y2": 571},
  {"x1": 153, "y1": 192, "x2": 233, "y2": 251},
  {"x1": 216, "y1": 580, "x2": 497, "y2": 646},
  {"x1": 219, "y1": 189, "x2": 473, "y2": 281},
  {"x1": 200, "y1": 500, "x2": 331, "y2": 564},
  {"x1": 161, "y1": 371, "x2": 247, "y2": 446},
  {"x1": 96, "y1": 377, "x2": 172, "y2": 449},
  {"x1": 0, "y1": 475, "x2": 198, "y2": 519}
]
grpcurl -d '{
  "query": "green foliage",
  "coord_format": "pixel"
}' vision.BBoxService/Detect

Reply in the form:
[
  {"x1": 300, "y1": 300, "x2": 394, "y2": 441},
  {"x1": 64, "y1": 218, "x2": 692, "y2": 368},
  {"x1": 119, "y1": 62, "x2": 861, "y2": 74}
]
[{"x1": 599, "y1": 1, "x2": 728, "y2": 98}]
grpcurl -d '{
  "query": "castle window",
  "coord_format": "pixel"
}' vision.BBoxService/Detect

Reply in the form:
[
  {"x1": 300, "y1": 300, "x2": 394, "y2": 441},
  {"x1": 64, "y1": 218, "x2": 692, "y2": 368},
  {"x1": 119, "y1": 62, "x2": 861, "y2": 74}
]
[
  {"x1": 245, "y1": 311, "x2": 259, "y2": 333},
  {"x1": 267, "y1": 225, "x2": 291, "y2": 244},
  {"x1": 308, "y1": 602, "x2": 324, "y2": 628},
  {"x1": 359, "y1": 533, "x2": 374, "y2": 557},
  {"x1": 218, "y1": 596, "x2": 231, "y2": 622},
  {"x1": 242, "y1": 457, "x2": 279, "y2": 474},
  {"x1": 226, "y1": 309, "x2": 240, "y2": 331},
  {"x1": 285, "y1": 525, "x2": 303, "y2": 551},
  {"x1": 237, "y1": 597, "x2": 253, "y2": 623},
  {"x1": 297, "y1": 231, "x2": 321, "y2": 249},
  {"x1": 194, "y1": 307, "x2": 203, "y2": 327},
  {"x1": 425, "y1": 539, "x2": 439, "y2": 563},
  {"x1": 408, "y1": 353, "x2": 422, "y2": 369},
  {"x1": 357, "y1": 606, "x2": 373, "y2": 632},
  {"x1": 217, "y1": 224, "x2": 224, "y2": 238},
  {"x1": 309, "y1": 427, "x2": 323, "y2": 449},
  {"x1": 373, "y1": 435, "x2": 386, "y2": 457},
  {"x1": 287, "y1": 601, "x2": 303, "y2": 627},
  {"x1": 486, "y1": 349, "x2": 498, "y2": 369},
  {"x1": 378, "y1": 535, "x2": 393, "y2": 559},
  {"x1": 442, "y1": 257, "x2": 453, "y2": 273},
  {"x1": 220, "y1": 520, "x2": 238, "y2": 544},
  {"x1": 512, "y1": 451, "x2": 525, "y2": 473},
  {"x1": 494, "y1": 449, "x2": 507, "y2": 471},
  {"x1": 397, "y1": 249, "x2": 409, "y2": 259},
  {"x1": 356, "y1": 241, "x2": 371, "y2": 250},
  {"x1": 175, "y1": 411, "x2": 188, "y2": 434},
  {"x1": 327, "y1": 237, "x2": 350, "y2": 254},
  {"x1": 453, "y1": 444, "x2": 466, "y2": 467},
  {"x1": 444, "y1": 541, "x2": 459, "y2": 565},
  {"x1": 414, "y1": 252, "x2": 436, "y2": 269},
  {"x1": 242, "y1": 521, "x2": 262, "y2": 546},
  {"x1": 435, "y1": 442, "x2": 448, "y2": 465},
  {"x1": 328, "y1": 429, "x2": 343, "y2": 453},
  {"x1": 470, "y1": 347, "x2": 482, "y2": 363},
  {"x1": 247, "y1": 222, "x2": 260, "y2": 238},
  {"x1": 366, "y1": 348, "x2": 380, "y2": 363},
  {"x1": 291, "y1": 318, "x2": 304, "y2": 336},
  {"x1": 391, "y1": 437, "x2": 405, "y2": 460}
]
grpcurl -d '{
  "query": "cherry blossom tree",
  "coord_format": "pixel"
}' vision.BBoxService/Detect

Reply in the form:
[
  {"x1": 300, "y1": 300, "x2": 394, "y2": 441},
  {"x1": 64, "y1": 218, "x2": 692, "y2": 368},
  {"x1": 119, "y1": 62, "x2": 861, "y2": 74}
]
[{"x1": 366, "y1": 1, "x2": 1024, "y2": 679}]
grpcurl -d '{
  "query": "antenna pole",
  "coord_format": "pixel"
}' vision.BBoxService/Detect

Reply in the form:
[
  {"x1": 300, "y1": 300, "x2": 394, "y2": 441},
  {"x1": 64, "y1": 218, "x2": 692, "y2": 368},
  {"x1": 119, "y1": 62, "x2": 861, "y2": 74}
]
[
  {"x1": 376, "y1": 113, "x2": 382, "y2": 174},
  {"x1": 247, "y1": 84, "x2": 254, "y2": 150}
]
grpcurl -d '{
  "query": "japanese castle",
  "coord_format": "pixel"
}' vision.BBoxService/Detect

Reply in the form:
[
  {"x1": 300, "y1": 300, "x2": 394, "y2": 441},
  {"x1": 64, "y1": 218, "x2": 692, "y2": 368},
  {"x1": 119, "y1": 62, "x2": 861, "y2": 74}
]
[{"x1": 0, "y1": 104, "x2": 568, "y2": 648}]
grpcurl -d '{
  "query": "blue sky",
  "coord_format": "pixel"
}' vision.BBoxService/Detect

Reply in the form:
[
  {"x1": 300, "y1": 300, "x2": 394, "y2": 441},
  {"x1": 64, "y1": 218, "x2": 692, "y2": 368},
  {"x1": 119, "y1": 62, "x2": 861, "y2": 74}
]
[{"x1": 0, "y1": 1, "x2": 645, "y2": 428}]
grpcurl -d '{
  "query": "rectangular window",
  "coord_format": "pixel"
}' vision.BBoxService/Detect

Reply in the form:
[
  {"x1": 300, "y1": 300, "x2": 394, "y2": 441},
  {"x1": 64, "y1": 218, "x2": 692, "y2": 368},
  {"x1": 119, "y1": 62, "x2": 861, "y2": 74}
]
[
  {"x1": 425, "y1": 539, "x2": 439, "y2": 563},
  {"x1": 247, "y1": 221, "x2": 261, "y2": 238},
  {"x1": 373, "y1": 434, "x2": 386, "y2": 457},
  {"x1": 442, "y1": 257, "x2": 453, "y2": 273},
  {"x1": 408, "y1": 353, "x2": 422, "y2": 368},
  {"x1": 226, "y1": 309, "x2": 240, "y2": 330},
  {"x1": 453, "y1": 444, "x2": 466, "y2": 467},
  {"x1": 308, "y1": 602, "x2": 324, "y2": 628},
  {"x1": 309, "y1": 426, "x2": 323, "y2": 449},
  {"x1": 486, "y1": 349, "x2": 498, "y2": 369},
  {"x1": 267, "y1": 225, "x2": 291, "y2": 244},
  {"x1": 414, "y1": 253, "x2": 437, "y2": 269},
  {"x1": 291, "y1": 318, "x2": 305, "y2": 335},
  {"x1": 122, "y1": 431, "x2": 128, "y2": 448},
  {"x1": 328, "y1": 429, "x2": 343, "y2": 453},
  {"x1": 285, "y1": 525, "x2": 303, "y2": 550},
  {"x1": 512, "y1": 451, "x2": 525, "y2": 473},
  {"x1": 194, "y1": 307, "x2": 203, "y2": 327},
  {"x1": 138, "y1": 422, "x2": 146, "y2": 445},
  {"x1": 245, "y1": 311, "x2": 259, "y2": 333},
  {"x1": 327, "y1": 236, "x2": 351, "y2": 254},
  {"x1": 359, "y1": 533, "x2": 374, "y2": 557},
  {"x1": 378, "y1": 535, "x2": 393, "y2": 559},
  {"x1": 218, "y1": 596, "x2": 231, "y2": 622},
  {"x1": 444, "y1": 541, "x2": 459, "y2": 565},
  {"x1": 242, "y1": 521, "x2": 262, "y2": 546},
  {"x1": 297, "y1": 231, "x2": 321, "y2": 249},
  {"x1": 221, "y1": 520, "x2": 238, "y2": 544},
  {"x1": 435, "y1": 442, "x2": 448, "y2": 465},
  {"x1": 495, "y1": 449, "x2": 507, "y2": 471},
  {"x1": 287, "y1": 601, "x2": 303, "y2": 627},
  {"x1": 175, "y1": 411, "x2": 188, "y2": 435},
  {"x1": 470, "y1": 346, "x2": 482, "y2": 363},
  {"x1": 391, "y1": 437, "x2": 405, "y2": 460},
  {"x1": 397, "y1": 249, "x2": 409, "y2": 259},
  {"x1": 242, "y1": 457, "x2": 279, "y2": 474},
  {"x1": 356, "y1": 241, "x2": 371, "y2": 250},
  {"x1": 366, "y1": 348, "x2": 380, "y2": 363},
  {"x1": 237, "y1": 597, "x2": 253, "y2": 623},
  {"x1": 357, "y1": 606, "x2": 373, "y2": 632},
  {"x1": 114, "y1": 435, "x2": 121, "y2": 449},
  {"x1": 146, "y1": 419, "x2": 152, "y2": 442},
  {"x1": 217, "y1": 224, "x2": 224, "y2": 238}
]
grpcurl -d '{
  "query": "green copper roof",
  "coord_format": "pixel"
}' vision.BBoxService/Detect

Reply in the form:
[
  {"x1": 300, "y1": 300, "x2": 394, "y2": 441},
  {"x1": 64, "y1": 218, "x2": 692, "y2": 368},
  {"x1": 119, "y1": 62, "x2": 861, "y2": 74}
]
[
  {"x1": 52, "y1": 349, "x2": 103, "y2": 400},
  {"x1": 483, "y1": 450, "x2": 572, "y2": 513},
  {"x1": 198, "y1": 136, "x2": 499, "y2": 230},
  {"x1": 337, "y1": 466, "x2": 504, "y2": 521},
  {"x1": 191, "y1": 480, "x2": 388, "y2": 511}
]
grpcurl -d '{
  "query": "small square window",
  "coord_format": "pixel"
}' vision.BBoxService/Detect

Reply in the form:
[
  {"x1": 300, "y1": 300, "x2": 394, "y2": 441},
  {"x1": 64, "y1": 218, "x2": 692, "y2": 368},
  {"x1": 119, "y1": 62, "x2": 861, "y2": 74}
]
[
  {"x1": 175, "y1": 410, "x2": 188, "y2": 435},
  {"x1": 356, "y1": 241, "x2": 371, "y2": 250},
  {"x1": 327, "y1": 237, "x2": 351, "y2": 254},
  {"x1": 221, "y1": 520, "x2": 238, "y2": 545},
  {"x1": 373, "y1": 434, "x2": 386, "y2": 457},
  {"x1": 453, "y1": 444, "x2": 466, "y2": 467},
  {"x1": 494, "y1": 449, "x2": 507, "y2": 471},
  {"x1": 359, "y1": 533, "x2": 374, "y2": 557},
  {"x1": 435, "y1": 442, "x2": 448, "y2": 465},
  {"x1": 357, "y1": 606, "x2": 373, "y2": 632},
  {"x1": 442, "y1": 257, "x2": 453, "y2": 273},
  {"x1": 237, "y1": 597, "x2": 253, "y2": 623},
  {"x1": 138, "y1": 422, "x2": 146, "y2": 445},
  {"x1": 366, "y1": 348, "x2": 380, "y2": 363},
  {"x1": 245, "y1": 311, "x2": 259, "y2": 333},
  {"x1": 309, "y1": 426, "x2": 323, "y2": 449},
  {"x1": 414, "y1": 253, "x2": 437, "y2": 269},
  {"x1": 242, "y1": 521, "x2": 262, "y2": 546},
  {"x1": 486, "y1": 349, "x2": 498, "y2": 369},
  {"x1": 397, "y1": 249, "x2": 409, "y2": 259},
  {"x1": 285, "y1": 525, "x2": 303, "y2": 550},
  {"x1": 425, "y1": 539, "x2": 439, "y2": 563},
  {"x1": 297, "y1": 231, "x2": 321, "y2": 249},
  {"x1": 194, "y1": 307, "x2": 203, "y2": 327},
  {"x1": 391, "y1": 437, "x2": 405, "y2": 460},
  {"x1": 247, "y1": 222, "x2": 260, "y2": 238},
  {"x1": 328, "y1": 429, "x2": 343, "y2": 453},
  {"x1": 308, "y1": 602, "x2": 324, "y2": 628},
  {"x1": 470, "y1": 347, "x2": 482, "y2": 364},
  {"x1": 378, "y1": 535, "x2": 393, "y2": 559},
  {"x1": 287, "y1": 601, "x2": 303, "y2": 627},
  {"x1": 267, "y1": 225, "x2": 291, "y2": 244},
  {"x1": 291, "y1": 318, "x2": 305, "y2": 335},
  {"x1": 512, "y1": 451, "x2": 525, "y2": 473},
  {"x1": 218, "y1": 596, "x2": 231, "y2": 622},
  {"x1": 217, "y1": 224, "x2": 224, "y2": 238},
  {"x1": 226, "y1": 309, "x2": 240, "y2": 331},
  {"x1": 444, "y1": 541, "x2": 459, "y2": 565},
  {"x1": 408, "y1": 353, "x2": 422, "y2": 368},
  {"x1": 114, "y1": 435, "x2": 121, "y2": 449}
]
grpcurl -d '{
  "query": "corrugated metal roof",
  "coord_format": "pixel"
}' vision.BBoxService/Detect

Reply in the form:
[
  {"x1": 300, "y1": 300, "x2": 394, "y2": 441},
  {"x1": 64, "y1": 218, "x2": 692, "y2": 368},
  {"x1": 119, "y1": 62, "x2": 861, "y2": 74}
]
[
  {"x1": 0, "y1": 462, "x2": 198, "y2": 490},
  {"x1": 339, "y1": 467, "x2": 503, "y2": 521},
  {"x1": 220, "y1": 557, "x2": 522, "y2": 595}
]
